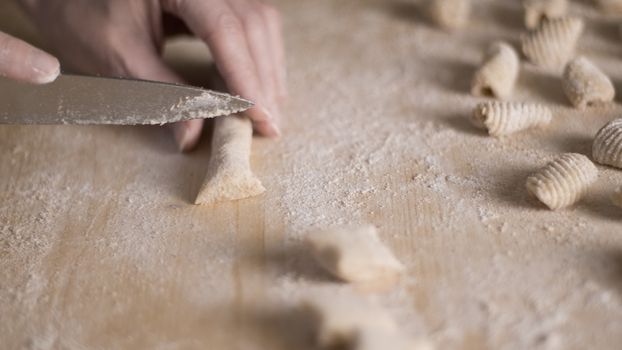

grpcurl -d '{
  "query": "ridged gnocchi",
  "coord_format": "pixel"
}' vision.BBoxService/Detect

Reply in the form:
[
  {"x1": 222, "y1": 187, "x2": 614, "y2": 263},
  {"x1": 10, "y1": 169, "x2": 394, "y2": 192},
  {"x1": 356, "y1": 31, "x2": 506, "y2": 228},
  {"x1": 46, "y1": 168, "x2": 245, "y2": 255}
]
[
  {"x1": 562, "y1": 57, "x2": 615, "y2": 109},
  {"x1": 471, "y1": 101, "x2": 552, "y2": 136},
  {"x1": 523, "y1": 0, "x2": 568, "y2": 29},
  {"x1": 526, "y1": 153, "x2": 598, "y2": 210},
  {"x1": 593, "y1": 118, "x2": 622, "y2": 169},
  {"x1": 428, "y1": 0, "x2": 471, "y2": 30},
  {"x1": 521, "y1": 17, "x2": 584, "y2": 70},
  {"x1": 471, "y1": 42, "x2": 520, "y2": 99}
]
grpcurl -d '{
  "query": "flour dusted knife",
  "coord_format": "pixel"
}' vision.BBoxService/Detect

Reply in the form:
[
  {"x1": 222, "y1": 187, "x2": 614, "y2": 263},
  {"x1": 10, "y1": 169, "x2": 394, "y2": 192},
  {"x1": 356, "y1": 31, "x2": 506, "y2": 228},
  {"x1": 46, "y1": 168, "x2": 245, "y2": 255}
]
[{"x1": 0, "y1": 74, "x2": 253, "y2": 125}]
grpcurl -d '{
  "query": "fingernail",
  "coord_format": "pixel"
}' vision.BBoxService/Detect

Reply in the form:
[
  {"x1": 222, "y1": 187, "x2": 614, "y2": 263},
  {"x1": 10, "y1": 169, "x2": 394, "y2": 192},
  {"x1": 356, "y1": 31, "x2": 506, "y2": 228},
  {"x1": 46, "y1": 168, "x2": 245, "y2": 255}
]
[
  {"x1": 31, "y1": 51, "x2": 60, "y2": 84},
  {"x1": 261, "y1": 107, "x2": 281, "y2": 138},
  {"x1": 173, "y1": 124, "x2": 193, "y2": 152}
]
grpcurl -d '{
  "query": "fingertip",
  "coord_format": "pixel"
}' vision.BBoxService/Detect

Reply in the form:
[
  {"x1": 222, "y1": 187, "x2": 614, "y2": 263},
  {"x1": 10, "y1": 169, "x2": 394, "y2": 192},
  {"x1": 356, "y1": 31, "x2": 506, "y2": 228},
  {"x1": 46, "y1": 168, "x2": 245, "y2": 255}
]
[
  {"x1": 254, "y1": 119, "x2": 281, "y2": 138},
  {"x1": 30, "y1": 51, "x2": 61, "y2": 84},
  {"x1": 172, "y1": 119, "x2": 204, "y2": 152}
]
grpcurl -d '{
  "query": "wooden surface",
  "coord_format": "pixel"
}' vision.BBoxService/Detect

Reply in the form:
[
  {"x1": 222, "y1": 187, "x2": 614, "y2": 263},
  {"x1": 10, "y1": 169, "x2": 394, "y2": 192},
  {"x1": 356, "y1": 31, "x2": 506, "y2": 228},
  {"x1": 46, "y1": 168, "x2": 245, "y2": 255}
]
[{"x1": 2, "y1": 1, "x2": 622, "y2": 349}]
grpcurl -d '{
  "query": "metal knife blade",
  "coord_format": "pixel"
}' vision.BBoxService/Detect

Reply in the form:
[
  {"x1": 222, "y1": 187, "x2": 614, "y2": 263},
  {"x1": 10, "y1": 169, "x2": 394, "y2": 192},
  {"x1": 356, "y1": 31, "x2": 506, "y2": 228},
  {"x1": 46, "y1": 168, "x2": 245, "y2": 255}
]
[{"x1": 0, "y1": 74, "x2": 253, "y2": 125}]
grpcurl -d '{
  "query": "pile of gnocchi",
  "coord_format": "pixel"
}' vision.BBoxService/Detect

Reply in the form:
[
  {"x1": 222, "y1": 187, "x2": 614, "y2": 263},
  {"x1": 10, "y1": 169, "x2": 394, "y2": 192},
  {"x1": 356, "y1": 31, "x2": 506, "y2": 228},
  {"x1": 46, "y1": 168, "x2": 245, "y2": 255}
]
[{"x1": 430, "y1": 0, "x2": 622, "y2": 211}]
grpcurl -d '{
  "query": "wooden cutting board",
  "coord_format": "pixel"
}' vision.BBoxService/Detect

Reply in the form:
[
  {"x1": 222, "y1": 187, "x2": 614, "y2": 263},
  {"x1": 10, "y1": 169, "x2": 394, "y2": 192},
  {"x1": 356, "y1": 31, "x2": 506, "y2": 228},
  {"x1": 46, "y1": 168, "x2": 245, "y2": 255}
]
[{"x1": 1, "y1": 1, "x2": 621, "y2": 349}]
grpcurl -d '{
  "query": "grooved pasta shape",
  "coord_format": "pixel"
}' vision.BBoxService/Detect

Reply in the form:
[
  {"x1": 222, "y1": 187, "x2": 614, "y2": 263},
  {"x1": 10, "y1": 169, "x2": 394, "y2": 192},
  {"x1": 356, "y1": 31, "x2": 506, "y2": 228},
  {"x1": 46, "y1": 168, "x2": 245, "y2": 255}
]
[
  {"x1": 526, "y1": 153, "x2": 598, "y2": 210},
  {"x1": 194, "y1": 115, "x2": 265, "y2": 205},
  {"x1": 593, "y1": 118, "x2": 622, "y2": 169},
  {"x1": 306, "y1": 225, "x2": 404, "y2": 291},
  {"x1": 428, "y1": 0, "x2": 471, "y2": 30},
  {"x1": 613, "y1": 187, "x2": 622, "y2": 209},
  {"x1": 521, "y1": 17, "x2": 584, "y2": 70},
  {"x1": 562, "y1": 57, "x2": 615, "y2": 109},
  {"x1": 471, "y1": 101, "x2": 552, "y2": 136},
  {"x1": 523, "y1": 0, "x2": 568, "y2": 29},
  {"x1": 471, "y1": 42, "x2": 519, "y2": 99}
]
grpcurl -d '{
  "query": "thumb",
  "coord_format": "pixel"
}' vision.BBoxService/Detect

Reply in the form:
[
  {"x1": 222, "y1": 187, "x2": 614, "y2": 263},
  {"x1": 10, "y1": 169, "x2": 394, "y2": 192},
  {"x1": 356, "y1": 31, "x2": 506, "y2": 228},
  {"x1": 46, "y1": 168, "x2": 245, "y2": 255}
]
[{"x1": 0, "y1": 31, "x2": 59, "y2": 84}]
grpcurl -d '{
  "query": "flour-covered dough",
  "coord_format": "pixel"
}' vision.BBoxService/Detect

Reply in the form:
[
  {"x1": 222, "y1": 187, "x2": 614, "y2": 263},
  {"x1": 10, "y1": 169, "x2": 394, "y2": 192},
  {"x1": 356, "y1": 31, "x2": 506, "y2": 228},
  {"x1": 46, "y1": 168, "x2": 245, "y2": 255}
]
[
  {"x1": 562, "y1": 57, "x2": 615, "y2": 110},
  {"x1": 194, "y1": 115, "x2": 265, "y2": 205},
  {"x1": 471, "y1": 42, "x2": 519, "y2": 99},
  {"x1": 306, "y1": 225, "x2": 404, "y2": 291},
  {"x1": 526, "y1": 153, "x2": 598, "y2": 210},
  {"x1": 471, "y1": 101, "x2": 552, "y2": 137}
]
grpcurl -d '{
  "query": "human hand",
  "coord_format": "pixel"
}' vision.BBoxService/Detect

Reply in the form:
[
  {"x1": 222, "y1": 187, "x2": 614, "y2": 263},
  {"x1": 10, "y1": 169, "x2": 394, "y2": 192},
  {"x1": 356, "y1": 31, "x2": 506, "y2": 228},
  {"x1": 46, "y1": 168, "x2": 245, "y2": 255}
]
[
  {"x1": 0, "y1": 30, "x2": 60, "y2": 84},
  {"x1": 22, "y1": 0, "x2": 286, "y2": 151}
]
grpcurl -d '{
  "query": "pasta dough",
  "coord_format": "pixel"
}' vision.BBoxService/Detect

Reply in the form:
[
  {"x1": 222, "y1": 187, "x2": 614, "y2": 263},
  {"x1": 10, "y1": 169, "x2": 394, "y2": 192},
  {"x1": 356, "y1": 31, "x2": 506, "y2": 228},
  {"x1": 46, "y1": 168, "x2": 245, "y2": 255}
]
[
  {"x1": 521, "y1": 17, "x2": 584, "y2": 70},
  {"x1": 471, "y1": 101, "x2": 552, "y2": 137},
  {"x1": 428, "y1": 0, "x2": 471, "y2": 30},
  {"x1": 523, "y1": 0, "x2": 568, "y2": 29},
  {"x1": 593, "y1": 118, "x2": 622, "y2": 169},
  {"x1": 526, "y1": 153, "x2": 598, "y2": 210},
  {"x1": 306, "y1": 225, "x2": 404, "y2": 291},
  {"x1": 194, "y1": 115, "x2": 265, "y2": 205},
  {"x1": 562, "y1": 57, "x2": 615, "y2": 110},
  {"x1": 302, "y1": 292, "x2": 433, "y2": 350},
  {"x1": 471, "y1": 42, "x2": 519, "y2": 99},
  {"x1": 613, "y1": 187, "x2": 622, "y2": 209},
  {"x1": 302, "y1": 292, "x2": 397, "y2": 349}
]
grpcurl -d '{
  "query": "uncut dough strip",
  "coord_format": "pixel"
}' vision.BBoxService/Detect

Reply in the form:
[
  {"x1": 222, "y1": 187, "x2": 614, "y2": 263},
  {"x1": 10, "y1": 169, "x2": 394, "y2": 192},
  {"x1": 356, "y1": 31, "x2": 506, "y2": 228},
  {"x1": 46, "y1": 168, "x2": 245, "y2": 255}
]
[{"x1": 194, "y1": 115, "x2": 265, "y2": 205}]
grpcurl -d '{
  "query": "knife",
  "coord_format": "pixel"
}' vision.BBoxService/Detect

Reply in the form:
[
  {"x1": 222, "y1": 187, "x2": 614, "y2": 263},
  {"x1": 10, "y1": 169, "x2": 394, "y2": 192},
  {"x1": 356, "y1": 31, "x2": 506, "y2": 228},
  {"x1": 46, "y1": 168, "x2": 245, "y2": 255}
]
[{"x1": 0, "y1": 74, "x2": 253, "y2": 125}]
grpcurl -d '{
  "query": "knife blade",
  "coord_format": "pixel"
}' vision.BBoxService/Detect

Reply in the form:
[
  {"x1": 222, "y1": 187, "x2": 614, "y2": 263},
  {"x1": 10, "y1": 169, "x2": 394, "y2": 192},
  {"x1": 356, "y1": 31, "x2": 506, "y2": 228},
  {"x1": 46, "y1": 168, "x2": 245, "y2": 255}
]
[{"x1": 0, "y1": 74, "x2": 253, "y2": 125}]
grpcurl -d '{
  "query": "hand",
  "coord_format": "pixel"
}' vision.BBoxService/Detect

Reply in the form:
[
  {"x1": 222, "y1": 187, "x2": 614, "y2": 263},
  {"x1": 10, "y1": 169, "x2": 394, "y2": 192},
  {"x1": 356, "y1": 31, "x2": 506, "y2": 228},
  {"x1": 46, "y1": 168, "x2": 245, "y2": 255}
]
[
  {"x1": 0, "y1": 30, "x2": 60, "y2": 84},
  {"x1": 22, "y1": 0, "x2": 286, "y2": 151}
]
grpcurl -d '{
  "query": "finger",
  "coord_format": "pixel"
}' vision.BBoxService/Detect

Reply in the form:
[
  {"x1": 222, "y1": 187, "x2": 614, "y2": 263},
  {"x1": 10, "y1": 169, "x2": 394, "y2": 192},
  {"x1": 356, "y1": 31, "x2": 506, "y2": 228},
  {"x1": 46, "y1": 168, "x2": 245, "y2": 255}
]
[
  {"x1": 228, "y1": 0, "x2": 279, "y2": 114},
  {"x1": 123, "y1": 44, "x2": 204, "y2": 152},
  {"x1": 0, "y1": 31, "x2": 60, "y2": 84},
  {"x1": 163, "y1": 0, "x2": 280, "y2": 138},
  {"x1": 261, "y1": 2, "x2": 287, "y2": 100}
]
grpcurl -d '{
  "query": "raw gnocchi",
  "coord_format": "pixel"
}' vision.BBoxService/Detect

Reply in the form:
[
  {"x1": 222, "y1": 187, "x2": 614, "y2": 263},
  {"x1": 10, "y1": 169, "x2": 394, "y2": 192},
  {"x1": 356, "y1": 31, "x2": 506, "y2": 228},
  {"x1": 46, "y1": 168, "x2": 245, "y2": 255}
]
[
  {"x1": 194, "y1": 115, "x2": 265, "y2": 205},
  {"x1": 428, "y1": 0, "x2": 471, "y2": 30},
  {"x1": 562, "y1": 57, "x2": 615, "y2": 109},
  {"x1": 523, "y1": 0, "x2": 568, "y2": 29},
  {"x1": 521, "y1": 17, "x2": 584, "y2": 70},
  {"x1": 471, "y1": 101, "x2": 552, "y2": 136},
  {"x1": 306, "y1": 225, "x2": 404, "y2": 291},
  {"x1": 471, "y1": 42, "x2": 519, "y2": 99},
  {"x1": 302, "y1": 292, "x2": 397, "y2": 349},
  {"x1": 526, "y1": 153, "x2": 598, "y2": 210},
  {"x1": 302, "y1": 292, "x2": 433, "y2": 350},
  {"x1": 593, "y1": 118, "x2": 622, "y2": 169}
]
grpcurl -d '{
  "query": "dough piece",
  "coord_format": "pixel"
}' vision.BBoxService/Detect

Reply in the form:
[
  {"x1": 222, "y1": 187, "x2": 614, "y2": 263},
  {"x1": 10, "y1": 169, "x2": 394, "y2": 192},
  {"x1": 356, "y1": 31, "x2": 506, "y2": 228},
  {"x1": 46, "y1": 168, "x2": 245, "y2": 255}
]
[
  {"x1": 194, "y1": 115, "x2": 265, "y2": 205},
  {"x1": 562, "y1": 57, "x2": 615, "y2": 110},
  {"x1": 306, "y1": 225, "x2": 404, "y2": 291},
  {"x1": 596, "y1": 0, "x2": 622, "y2": 13},
  {"x1": 302, "y1": 292, "x2": 397, "y2": 349},
  {"x1": 428, "y1": 0, "x2": 471, "y2": 30},
  {"x1": 358, "y1": 331, "x2": 435, "y2": 350},
  {"x1": 593, "y1": 118, "x2": 622, "y2": 169},
  {"x1": 526, "y1": 153, "x2": 598, "y2": 210},
  {"x1": 302, "y1": 292, "x2": 434, "y2": 350},
  {"x1": 471, "y1": 42, "x2": 520, "y2": 99},
  {"x1": 523, "y1": 0, "x2": 568, "y2": 29},
  {"x1": 521, "y1": 17, "x2": 584, "y2": 70},
  {"x1": 612, "y1": 187, "x2": 622, "y2": 209},
  {"x1": 471, "y1": 101, "x2": 552, "y2": 137}
]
